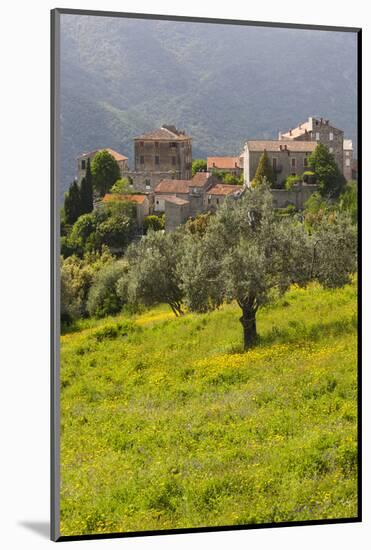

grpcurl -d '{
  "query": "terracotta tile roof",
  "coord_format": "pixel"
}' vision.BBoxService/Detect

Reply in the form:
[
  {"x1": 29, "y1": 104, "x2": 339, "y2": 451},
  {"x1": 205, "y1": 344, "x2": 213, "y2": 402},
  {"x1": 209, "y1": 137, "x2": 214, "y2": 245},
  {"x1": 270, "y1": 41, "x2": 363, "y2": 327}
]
[
  {"x1": 102, "y1": 194, "x2": 147, "y2": 204},
  {"x1": 247, "y1": 140, "x2": 317, "y2": 153},
  {"x1": 165, "y1": 196, "x2": 190, "y2": 206},
  {"x1": 207, "y1": 157, "x2": 241, "y2": 170},
  {"x1": 134, "y1": 126, "x2": 191, "y2": 141},
  {"x1": 79, "y1": 148, "x2": 128, "y2": 161},
  {"x1": 280, "y1": 121, "x2": 311, "y2": 139},
  {"x1": 190, "y1": 171, "x2": 213, "y2": 187},
  {"x1": 154, "y1": 179, "x2": 191, "y2": 194},
  {"x1": 208, "y1": 184, "x2": 243, "y2": 196}
]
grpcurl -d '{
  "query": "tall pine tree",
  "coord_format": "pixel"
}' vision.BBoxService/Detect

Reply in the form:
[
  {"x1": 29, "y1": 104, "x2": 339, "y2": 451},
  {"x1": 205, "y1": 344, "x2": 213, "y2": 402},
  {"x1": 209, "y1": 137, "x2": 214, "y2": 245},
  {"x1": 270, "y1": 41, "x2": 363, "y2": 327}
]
[
  {"x1": 64, "y1": 180, "x2": 82, "y2": 225},
  {"x1": 80, "y1": 167, "x2": 93, "y2": 214},
  {"x1": 84, "y1": 157, "x2": 94, "y2": 212},
  {"x1": 252, "y1": 150, "x2": 275, "y2": 187}
]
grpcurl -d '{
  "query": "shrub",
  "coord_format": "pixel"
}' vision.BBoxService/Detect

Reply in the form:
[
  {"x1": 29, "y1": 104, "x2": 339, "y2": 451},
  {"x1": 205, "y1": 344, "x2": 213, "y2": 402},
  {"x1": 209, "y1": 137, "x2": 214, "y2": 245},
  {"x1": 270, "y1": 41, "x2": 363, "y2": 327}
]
[
  {"x1": 285, "y1": 175, "x2": 301, "y2": 190},
  {"x1": 61, "y1": 249, "x2": 114, "y2": 324},
  {"x1": 87, "y1": 261, "x2": 128, "y2": 318},
  {"x1": 143, "y1": 215, "x2": 164, "y2": 233}
]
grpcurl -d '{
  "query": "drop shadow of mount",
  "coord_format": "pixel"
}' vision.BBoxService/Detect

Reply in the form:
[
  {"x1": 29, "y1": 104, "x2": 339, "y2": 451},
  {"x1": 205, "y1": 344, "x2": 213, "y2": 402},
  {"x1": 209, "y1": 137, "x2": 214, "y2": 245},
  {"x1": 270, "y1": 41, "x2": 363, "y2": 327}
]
[{"x1": 18, "y1": 521, "x2": 49, "y2": 539}]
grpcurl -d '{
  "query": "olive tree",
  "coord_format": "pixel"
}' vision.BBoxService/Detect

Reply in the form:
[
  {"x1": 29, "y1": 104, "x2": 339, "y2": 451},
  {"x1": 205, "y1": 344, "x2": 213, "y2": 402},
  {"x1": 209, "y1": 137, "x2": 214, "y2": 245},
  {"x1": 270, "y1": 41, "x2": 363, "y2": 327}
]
[
  {"x1": 180, "y1": 184, "x2": 356, "y2": 349},
  {"x1": 124, "y1": 230, "x2": 184, "y2": 316}
]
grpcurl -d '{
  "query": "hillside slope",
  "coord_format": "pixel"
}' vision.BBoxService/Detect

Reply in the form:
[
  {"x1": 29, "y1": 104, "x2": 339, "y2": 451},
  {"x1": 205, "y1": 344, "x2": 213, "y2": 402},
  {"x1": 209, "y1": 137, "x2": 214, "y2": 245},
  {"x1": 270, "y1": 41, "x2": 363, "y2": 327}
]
[
  {"x1": 59, "y1": 14, "x2": 357, "y2": 194},
  {"x1": 60, "y1": 281, "x2": 358, "y2": 536}
]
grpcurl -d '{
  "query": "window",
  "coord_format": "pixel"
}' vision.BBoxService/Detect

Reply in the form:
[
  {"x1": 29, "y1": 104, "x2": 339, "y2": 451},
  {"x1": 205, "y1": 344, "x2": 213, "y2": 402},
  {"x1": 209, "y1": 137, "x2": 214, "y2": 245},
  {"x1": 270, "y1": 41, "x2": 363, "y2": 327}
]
[
  {"x1": 315, "y1": 132, "x2": 320, "y2": 140},
  {"x1": 169, "y1": 142, "x2": 176, "y2": 148},
  {"x1": 140, "y1": 155, "x2": 144, "y2": 164},
  {"x1": 303, "y1": 157, "x2": 308, "y2": 168},
  {"x1": 156, "y1": 200, "x2": 159, "y2": 205},
  {"x1": 346, "y1": 159, "x2": 351, "y2": 167},
  {"x1": 329, "y1": 147, "x2": 333, "y2": 153},
  {"x1": 329, "y1": 132, "x2": 334, "y2": 141},
  {"x1": 155, "y1": 156, "x2": 159, "y2": 165},
  {"x1": 155, "y1": 141, "x2": 159, "y2": 148},
  {"x1": 81, "y1": 159, "x2": 86, "y2": 170},
  {"x1": 208, "y1": 196, "x2": 211, "y2": 204},
  {"x1": 291, "y1": 158, "x2": 296, "y2": 169},
  {"x1": 140, "y1": 141, "x2": 144, "y2": 147},
  {"x1": 291, "y1": 172, "x2": 296, "y2": 177},
  {"x1": 145, "y1": 179, "x2": 151, "y2": 189},
  {"x1": 346, "y1": 151, "x2": 350, "y2": 157},
  {"x1": 272, "y1": 157, "x2": 277, "y2": 170},
  {"x1": 172, "y1": 156, "x2": 176, "y2": 166}
]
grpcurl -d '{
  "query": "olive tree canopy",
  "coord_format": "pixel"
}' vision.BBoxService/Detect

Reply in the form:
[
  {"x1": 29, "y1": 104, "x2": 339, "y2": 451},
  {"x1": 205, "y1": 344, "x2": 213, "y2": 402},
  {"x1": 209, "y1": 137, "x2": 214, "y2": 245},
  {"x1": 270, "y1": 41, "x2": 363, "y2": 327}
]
[{"x1": 179, "y1": 184, "x2": 356, "y2": 349}]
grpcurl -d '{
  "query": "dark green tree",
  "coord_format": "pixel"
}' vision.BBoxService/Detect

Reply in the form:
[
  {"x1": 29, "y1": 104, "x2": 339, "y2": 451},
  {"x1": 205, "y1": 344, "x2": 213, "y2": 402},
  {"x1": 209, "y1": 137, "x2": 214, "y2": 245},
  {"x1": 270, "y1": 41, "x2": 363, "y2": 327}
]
[
  {"x1": 91, "y1": 150, "x2": 121, "y2": 196},
  {"x1": 143, "y1": 215, "x2": 165, "y2": 233},
  {"x1": 64, "y1": 180, "x2": 82, "y2": 225},
  {"x1": 252, "y1": 150, "x2": 275, "y2": 187},
  {"x1": 192, "y1": 159, "x2": 207, "y2": 176},
  {"x1": 80, "y1": 158, "x2": 94, "y2": 213},
  {"x1": 308, "y1": 143, "x2": 346, "y2": 198}
]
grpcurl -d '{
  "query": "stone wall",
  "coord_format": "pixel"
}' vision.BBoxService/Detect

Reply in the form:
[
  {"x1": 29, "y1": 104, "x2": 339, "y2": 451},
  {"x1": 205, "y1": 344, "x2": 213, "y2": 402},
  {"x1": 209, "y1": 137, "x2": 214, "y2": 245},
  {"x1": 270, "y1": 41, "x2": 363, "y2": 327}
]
[
  {"x1": 123, "y1": 170, "x2": 179, "y2": 193},
  {"x1": 271, "y1": 183, "x2": 319, "y2": 209},
  {"x1": 165, "y1": 200, "x2": 190, "y2": 232}
]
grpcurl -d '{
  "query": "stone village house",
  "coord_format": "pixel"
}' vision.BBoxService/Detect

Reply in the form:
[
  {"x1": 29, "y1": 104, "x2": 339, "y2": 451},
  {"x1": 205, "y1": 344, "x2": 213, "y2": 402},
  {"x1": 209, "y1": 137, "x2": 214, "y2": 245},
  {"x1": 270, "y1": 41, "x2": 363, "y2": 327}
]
[
  {"x1": 77, "y1": 148, "x2": 129, "y2": 181},
  {"x1": 122, "y1": 125, "x2": 192, "y2": 193},
  {"x1": 207, "y1": 156, "x2": 243, "y2": 178},
  {"x1": 78, "y1": 117, "x2": 355, "y2": 231}
]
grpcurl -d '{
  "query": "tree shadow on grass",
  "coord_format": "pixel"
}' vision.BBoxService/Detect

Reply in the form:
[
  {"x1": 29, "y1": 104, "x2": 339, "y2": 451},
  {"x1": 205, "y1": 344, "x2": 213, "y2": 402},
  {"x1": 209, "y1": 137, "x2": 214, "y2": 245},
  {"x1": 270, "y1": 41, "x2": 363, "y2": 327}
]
[
  {"x1": 259, "y1": 315, "x2": 357, "y2": 348},
  {"x1": 224, "y1": 315, "x2": 357, "y2": 354}
]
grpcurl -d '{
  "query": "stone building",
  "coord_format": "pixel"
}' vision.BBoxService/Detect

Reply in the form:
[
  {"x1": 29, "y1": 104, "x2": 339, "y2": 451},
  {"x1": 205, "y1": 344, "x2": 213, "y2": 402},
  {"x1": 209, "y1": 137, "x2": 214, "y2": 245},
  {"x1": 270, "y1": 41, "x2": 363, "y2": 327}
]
[
  {"x1": 127, "y1": 125, "x2": 192, "y2": 192},
  {"x1": 279, "y1": 116, "x2": 344, "y2": 173},
  {"x1": 164, "y1": 197, "x2": 190, "y2": 232},
  {"x1": 207, "y1": 156, "x2": 243, "y2": 177},
  {"x1": 343, "y1": 139, "x2": 354, "y2": 181},
  {"x1": 154, "y1": 172, "x2": 218, "y2": 217},
  {"x1": 206, "y1": 184, "x2": 244, "y2": 210},
  {"x1": 243, "y1": 140, "x2": 317, "y2": 188},
  {"x1": 77, "y1": 148, "x2": 128, "y2": 181}
]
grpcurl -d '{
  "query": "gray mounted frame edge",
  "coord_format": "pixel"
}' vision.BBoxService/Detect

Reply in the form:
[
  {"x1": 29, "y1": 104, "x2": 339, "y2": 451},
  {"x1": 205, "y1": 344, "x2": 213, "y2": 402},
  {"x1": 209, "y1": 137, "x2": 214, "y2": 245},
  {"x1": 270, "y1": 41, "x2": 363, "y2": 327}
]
[{"x1": 51, "y1": 8, "x2": 61, "y2": 542}]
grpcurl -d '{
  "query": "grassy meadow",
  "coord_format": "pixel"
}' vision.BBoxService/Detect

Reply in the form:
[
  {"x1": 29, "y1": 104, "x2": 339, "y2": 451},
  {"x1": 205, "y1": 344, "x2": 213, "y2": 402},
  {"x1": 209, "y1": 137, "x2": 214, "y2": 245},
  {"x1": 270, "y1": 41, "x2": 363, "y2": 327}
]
[{"x1": 60, "y1": 281, "x2": 358, "y2": 536}]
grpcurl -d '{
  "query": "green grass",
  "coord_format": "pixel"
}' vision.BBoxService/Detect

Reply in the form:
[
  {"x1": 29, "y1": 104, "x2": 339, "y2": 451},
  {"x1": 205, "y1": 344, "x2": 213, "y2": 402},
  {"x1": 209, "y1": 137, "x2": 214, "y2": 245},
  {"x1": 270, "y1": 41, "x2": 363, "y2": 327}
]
[{"x1": 60, "y1": 281, "x2": 358, "y2": 536}]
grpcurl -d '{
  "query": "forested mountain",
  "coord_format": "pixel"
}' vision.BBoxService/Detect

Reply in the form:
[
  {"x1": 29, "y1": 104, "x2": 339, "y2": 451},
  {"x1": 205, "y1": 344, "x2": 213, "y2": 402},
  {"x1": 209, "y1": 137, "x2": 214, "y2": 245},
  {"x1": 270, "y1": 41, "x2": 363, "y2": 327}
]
[{"x1": 60, "y1": 14, "x2": 357, "y2": 195}]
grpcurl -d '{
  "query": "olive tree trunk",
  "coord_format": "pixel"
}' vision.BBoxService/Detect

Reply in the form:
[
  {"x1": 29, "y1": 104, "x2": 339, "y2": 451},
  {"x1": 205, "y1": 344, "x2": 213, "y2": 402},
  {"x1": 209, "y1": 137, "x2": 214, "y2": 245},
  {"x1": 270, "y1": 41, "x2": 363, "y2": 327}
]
[{"x1": 238, "y1": 299, "x2": 258, "y2": 350}]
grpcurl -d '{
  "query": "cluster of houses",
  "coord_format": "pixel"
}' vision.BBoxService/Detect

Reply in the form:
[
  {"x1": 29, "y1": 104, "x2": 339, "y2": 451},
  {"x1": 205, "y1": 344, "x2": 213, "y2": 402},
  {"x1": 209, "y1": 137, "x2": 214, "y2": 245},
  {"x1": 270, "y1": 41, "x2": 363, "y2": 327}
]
[{"x1": 77, "y1": 117, "x2": 357, "y2": 231}]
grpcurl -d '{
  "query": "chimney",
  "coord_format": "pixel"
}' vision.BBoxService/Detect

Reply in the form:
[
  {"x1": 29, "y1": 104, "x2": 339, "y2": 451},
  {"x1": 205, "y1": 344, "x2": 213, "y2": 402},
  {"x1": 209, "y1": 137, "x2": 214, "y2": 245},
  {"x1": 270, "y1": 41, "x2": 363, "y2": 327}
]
[
  {"x1": 320, "y1": 117, "x2": 323, "y2": 124},
  {"x1": 289, "y1": 129, "x2": 292, "y2": 136},
  {"x1": 279, "y1": 144, "x2": 283, "y2": 151},
  {"x1": 284, "y1": 144, "x2": 288, "y2": 151},
  {"x1": 213, "y1": 162, "x2": 215, "y2": 168}
]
